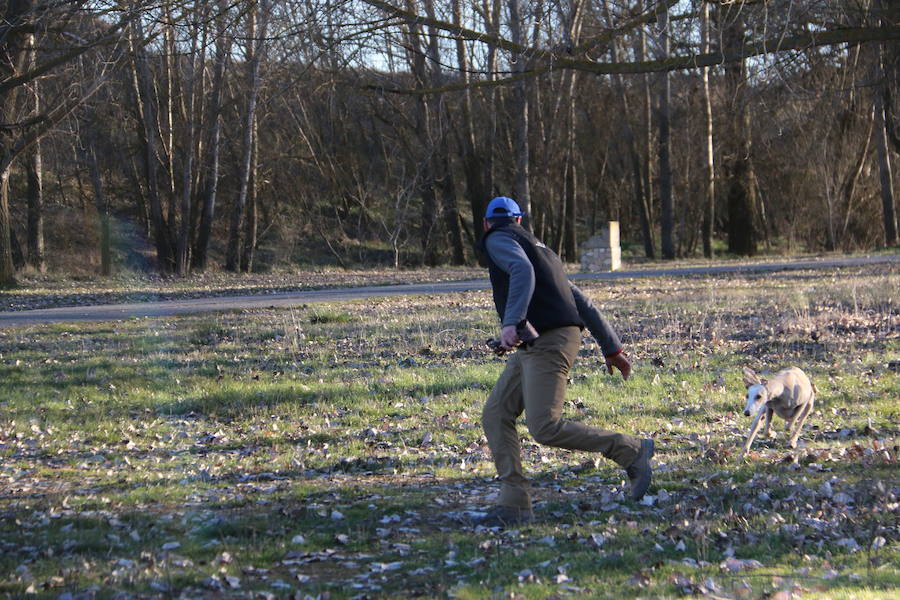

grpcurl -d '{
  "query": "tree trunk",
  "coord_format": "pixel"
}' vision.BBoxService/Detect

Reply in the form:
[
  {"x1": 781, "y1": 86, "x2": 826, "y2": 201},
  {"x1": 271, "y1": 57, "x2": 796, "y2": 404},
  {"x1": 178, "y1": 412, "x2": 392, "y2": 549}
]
[
  {"x1": 839, "y1": 113, "x2": 873, "y2": 243},
  {"x1": 26, "y1": 139, "x2": 44, "y2": 272},
  {"x1": 176, "y1": 17, "x2": 200, "y2": 276},
  {"x1": 873, "y1": 4, "x2": 898, "y2": 246},
  {"x1": 507, "y1": 0, "x2": 531, "y2": 222},
  {"x1": 9, "y1": 223, "x2": 26, "y2": 270},
  {"x1": 0, "y1": 0, "x2": 32, "y2": 286},
  {"x1": 81, "y1": 121, "x2": 111, "y2": 276},
  {"x1": 609, "y1": 0, "x2": 655, "y2": 258},
  {"x1": 452, "y1": 0, "x2": 489, "y2": 247},
  {"x1": 22, "y1": 17, "x2": 45, "y2": 272},
  {"x1": 439, "y1": 146, "x2": 467, "y2": 264},
  {"x1": 563, "y1": 142, "x2": 577, "y2": 261},
  {"x1": 657, "y1": 3, "x2": 675, "y2": 259},
  {"x1": 161, "y1": 2, "x2": 177, "y2": 219},
  {"x1": 402, "y1": 0, "x2": 441, "y2": 266},
  {"x1": 700, "y1": 1, "x2": 715, "y2": 258},
  {"x1": 561, "y1": 70, "x2": 578, "y2": 261},
  {"x1": 875, "y1": 66, "x2": 898, "y2": 246},
  {"x1": 226, "y1": 0, "x2": 268, "y2": 271},
  {"x1": 726, "y1": 155, "x2": 756, "y2": 255},
  {"x1": 531, "y1": 73, "x2": 555, "y2": 250},
  {"x1": 126, "y1": 155, "x2": 150, "y2": 237},
  {"x1": 561, "y1": 0, "x2": 582, "y2": 262},
  {"x1": 193, "y1": 1, "x2": 230, "y2": 271},
  {"x1": 638, "y1": 1, "x2": 655, "y2": 258},
  {"x1": 241, "y1": 116, "x2": 259, "y2": 272},
  {"x1": 722, "y1": 4, "x2": 758, "y2": 256},
  {"x1": 129, "y1": 21, "x2": 174, "y2": 272},
  {"x1": 421, "y1": 0, "x2": 468, "y2": 265},
  {"x1": 0, "y1": 170, "x2": 14, "y2": 286},
  {"x1": 485, "y1": 0, "x2": 502, "y2": 203}
]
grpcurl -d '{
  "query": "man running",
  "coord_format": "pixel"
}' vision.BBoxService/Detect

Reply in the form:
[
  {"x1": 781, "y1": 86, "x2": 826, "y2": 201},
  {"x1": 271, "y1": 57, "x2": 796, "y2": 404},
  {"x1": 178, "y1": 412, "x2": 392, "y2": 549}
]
[{"x1": 477, "y1": 196, "x2": 654, "y2": 527}]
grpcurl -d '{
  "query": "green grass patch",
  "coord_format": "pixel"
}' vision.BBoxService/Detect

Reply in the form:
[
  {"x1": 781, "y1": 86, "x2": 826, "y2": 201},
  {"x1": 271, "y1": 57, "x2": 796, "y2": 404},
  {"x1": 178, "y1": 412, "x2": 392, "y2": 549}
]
[{"x1": 0, "y1": 265, "x2": 897, "y2": 598}]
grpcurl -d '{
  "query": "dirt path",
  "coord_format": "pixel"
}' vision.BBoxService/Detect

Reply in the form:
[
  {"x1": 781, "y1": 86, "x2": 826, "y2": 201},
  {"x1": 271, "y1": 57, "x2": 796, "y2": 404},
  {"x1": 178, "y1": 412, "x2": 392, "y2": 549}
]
[{"x1": 2, "y1": 254, "x2": 897, "y2": 327}]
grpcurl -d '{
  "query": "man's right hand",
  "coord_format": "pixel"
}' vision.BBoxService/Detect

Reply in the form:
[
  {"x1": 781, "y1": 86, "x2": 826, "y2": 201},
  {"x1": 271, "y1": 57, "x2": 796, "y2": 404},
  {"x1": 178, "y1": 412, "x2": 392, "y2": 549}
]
[
  {"x1": 605, "y1": 351, "x2": 632, "y2": 380},
  {"x1": 500, "y1": 325, "x2": 520, "y2": 350}
]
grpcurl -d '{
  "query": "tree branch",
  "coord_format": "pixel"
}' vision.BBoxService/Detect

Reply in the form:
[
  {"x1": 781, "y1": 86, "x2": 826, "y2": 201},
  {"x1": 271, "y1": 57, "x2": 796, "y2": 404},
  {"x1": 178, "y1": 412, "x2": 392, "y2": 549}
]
[
  {"x1": 360, "y1": 0, "x2": 680, "y2": 62},
  {"x1": 364, "y1": 24, "x2": 900, "y2": 95},
  {"x1": 0, "y1": 72, "x2": 109, "y2": 174},
  {"x1": 0, "y1": 7, "x2": 139, "y2": 96}
]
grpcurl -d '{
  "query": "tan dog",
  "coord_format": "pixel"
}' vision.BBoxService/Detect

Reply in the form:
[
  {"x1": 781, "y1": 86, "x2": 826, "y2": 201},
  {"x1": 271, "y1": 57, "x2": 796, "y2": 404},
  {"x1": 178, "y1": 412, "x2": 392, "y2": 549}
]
[{"x1": 740, "y1": 367, "x2": 816, "y2": 457}]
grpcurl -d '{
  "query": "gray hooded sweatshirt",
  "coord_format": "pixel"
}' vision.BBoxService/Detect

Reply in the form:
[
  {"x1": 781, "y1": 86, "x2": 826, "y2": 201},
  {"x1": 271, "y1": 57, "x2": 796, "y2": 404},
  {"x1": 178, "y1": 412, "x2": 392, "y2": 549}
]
[{"x1": 484, "y1": 228, "x2": 623, "y2": 356}]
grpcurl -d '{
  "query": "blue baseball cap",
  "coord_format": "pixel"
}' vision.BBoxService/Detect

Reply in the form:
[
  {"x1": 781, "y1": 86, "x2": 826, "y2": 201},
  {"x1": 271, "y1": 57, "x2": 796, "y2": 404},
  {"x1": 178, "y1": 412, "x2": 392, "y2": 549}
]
[{"x1": 484, "y1": 196, "x2": 523, "y2": 219}]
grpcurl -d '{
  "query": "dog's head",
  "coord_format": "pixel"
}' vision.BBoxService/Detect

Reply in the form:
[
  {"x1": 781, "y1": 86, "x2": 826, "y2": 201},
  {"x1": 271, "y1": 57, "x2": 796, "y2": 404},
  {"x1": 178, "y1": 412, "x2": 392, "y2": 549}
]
[
  {"x1": 743, "y1": 384, "x2": 770, "y2": 416},
  {"x1": 742, "y1": 368, "x2": 768, "y2": 416}
]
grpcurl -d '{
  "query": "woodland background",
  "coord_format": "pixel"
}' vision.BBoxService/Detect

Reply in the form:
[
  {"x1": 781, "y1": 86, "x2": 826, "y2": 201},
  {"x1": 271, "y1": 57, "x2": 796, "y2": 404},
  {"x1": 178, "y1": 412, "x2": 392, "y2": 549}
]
[{"x1": 1, "y1": 0, "x2": 898, "y2": 285}]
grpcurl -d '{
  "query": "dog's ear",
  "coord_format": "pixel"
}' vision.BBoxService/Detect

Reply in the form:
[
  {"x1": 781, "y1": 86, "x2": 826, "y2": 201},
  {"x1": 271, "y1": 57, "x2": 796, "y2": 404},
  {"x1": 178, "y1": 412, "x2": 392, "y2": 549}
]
[{"x1": 742, "y1": 367, "x2": 761, "y2": 387}]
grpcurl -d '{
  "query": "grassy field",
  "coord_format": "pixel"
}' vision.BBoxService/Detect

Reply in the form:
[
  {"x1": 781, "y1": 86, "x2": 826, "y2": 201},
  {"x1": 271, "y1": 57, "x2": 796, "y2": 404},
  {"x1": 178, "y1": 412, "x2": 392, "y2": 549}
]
[{"x1": 0, "y1": 264, "x2": 897, "y2": 599}]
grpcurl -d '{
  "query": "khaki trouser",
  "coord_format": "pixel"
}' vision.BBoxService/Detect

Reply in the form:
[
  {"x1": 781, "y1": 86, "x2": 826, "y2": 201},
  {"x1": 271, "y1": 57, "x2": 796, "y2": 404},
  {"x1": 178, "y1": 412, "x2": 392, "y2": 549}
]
[{"x1": 482, "y1": 326, "x2": 642, "y2": 509}]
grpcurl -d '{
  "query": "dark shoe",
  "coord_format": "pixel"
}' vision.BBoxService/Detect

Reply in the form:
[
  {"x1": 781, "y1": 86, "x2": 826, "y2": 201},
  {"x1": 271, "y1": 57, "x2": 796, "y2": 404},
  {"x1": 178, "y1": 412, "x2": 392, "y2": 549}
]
[
  {"x1": 473, "y1": 505, "x2": 534, "y2": 528},
  {"x1": 625, "y1": 438, "x2": 655, "y2": 501}
]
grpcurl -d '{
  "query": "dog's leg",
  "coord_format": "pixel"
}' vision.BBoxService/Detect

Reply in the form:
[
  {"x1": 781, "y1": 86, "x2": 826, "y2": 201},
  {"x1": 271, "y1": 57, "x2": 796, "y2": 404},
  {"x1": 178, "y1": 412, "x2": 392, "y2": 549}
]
[
  {"x1": 762, "y1": 406, "x2": 775, "y2": 439},
  {"x1": 788, "y1": 395, "x2": 814, "y2": 449},
  {"x1": 741, "y1": 406, "x2": 767, "y2": 458},
  {"x1": 787, "y1": 394, "x2": 816, "y2": 439},
  {"x1": 786, "y1": 406, "x2": 801, "y2": 436}
]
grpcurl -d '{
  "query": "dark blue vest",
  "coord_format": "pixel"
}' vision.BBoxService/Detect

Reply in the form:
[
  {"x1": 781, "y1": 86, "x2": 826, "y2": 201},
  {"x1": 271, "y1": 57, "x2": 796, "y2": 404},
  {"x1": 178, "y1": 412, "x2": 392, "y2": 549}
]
[{"x1": 481, "y1": 223, "x2": 583, "y2": 333}]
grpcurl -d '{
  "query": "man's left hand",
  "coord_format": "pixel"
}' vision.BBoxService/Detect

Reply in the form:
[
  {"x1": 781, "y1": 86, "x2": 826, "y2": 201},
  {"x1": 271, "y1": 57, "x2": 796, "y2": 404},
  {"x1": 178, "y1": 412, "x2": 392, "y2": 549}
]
[{"x1": 605, "y1": 351, "x2": 631, "y2": 380}]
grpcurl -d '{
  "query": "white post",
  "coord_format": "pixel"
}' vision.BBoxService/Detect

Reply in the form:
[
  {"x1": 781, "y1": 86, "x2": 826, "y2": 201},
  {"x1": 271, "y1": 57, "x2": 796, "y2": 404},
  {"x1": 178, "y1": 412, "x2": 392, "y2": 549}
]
[{"x1": 580, "y1": 222, "x2": 621, "y2": 272}]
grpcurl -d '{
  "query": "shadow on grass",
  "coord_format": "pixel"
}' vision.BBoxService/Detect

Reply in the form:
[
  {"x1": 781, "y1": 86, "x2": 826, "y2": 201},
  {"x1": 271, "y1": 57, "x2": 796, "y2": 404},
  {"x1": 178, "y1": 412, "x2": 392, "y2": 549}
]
[
  {"x1": 156, "y1": 376, "x2": 492, "y2": 418},
  {"x1": 2, "y1": 440, "x2": 897, "y2": 598}
]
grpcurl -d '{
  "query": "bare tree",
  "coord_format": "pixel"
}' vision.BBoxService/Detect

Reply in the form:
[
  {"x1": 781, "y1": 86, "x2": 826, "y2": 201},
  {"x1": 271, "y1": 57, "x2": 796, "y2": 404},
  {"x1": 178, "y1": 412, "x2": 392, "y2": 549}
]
[
  {"x1": 193, "y1": 0, "x2": 232, "y2": 270},
  {"x1": 874, "y1": 0, "x2": 898, "y2": 246},
  {"x1": 16, "y1": 11, "x2": 45, "y2": 273},
  {"x1": 423, "y1": 1, "x2": 466, "y2": 265},
  {"x1": 175, "y1": 11, "x2": 201, "y2": 275},
  {"x1": 240, "y1": 114, "x2": 260, "y2": 272},
  {"x1": 561, "y1": 0, "x2": 584, "y2": 261},
  {"x1": 450, "y1": 0, "x2": 489, "y2": 243},
  {"x1": 635, "y1": 0, "x2": 655, "y2": 258},
  {"x1": 399, "y1": 0, "x2": 441, "y2": 265},
  {"x1": 226, "y1": 0, "x2": 270, "y2": 272},
  {"x1": 700, "y1": 0, "x2": 715, "y2": 258},
  {"x1": 506, "y1": 0, "x2": 531, "y2": 221},
  {"x1": 4, "y1": 0, "x2": 897, "y2": 281},
  {"x1": 0, "y1": 0, "x2": 36, "y2": 285},
  {"x1": 655, "y1": 2, "x2": 675, "y2": 259},
  {"x1": 720, "y1": 2, "x2": 758, "y2": 256},
  {"x1": 2, "y1": 1, "x2": 137, "y2": 284},
  {"x1": 874, "y1": 58, "x2": 897, "y2": 246},
  {"x1": 129, "y1": 16, "x2": 175, "y2": 272},
  {"x1": 77, "y1": 111, "x2": 111, "y2": 275}
]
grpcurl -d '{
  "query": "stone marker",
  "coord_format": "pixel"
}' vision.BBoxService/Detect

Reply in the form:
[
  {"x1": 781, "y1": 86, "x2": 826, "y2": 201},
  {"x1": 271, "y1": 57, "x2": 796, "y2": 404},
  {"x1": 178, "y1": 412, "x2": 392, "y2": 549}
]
[{"x1": 580, "y1": 222, "x2": 621, "y2": 272}]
